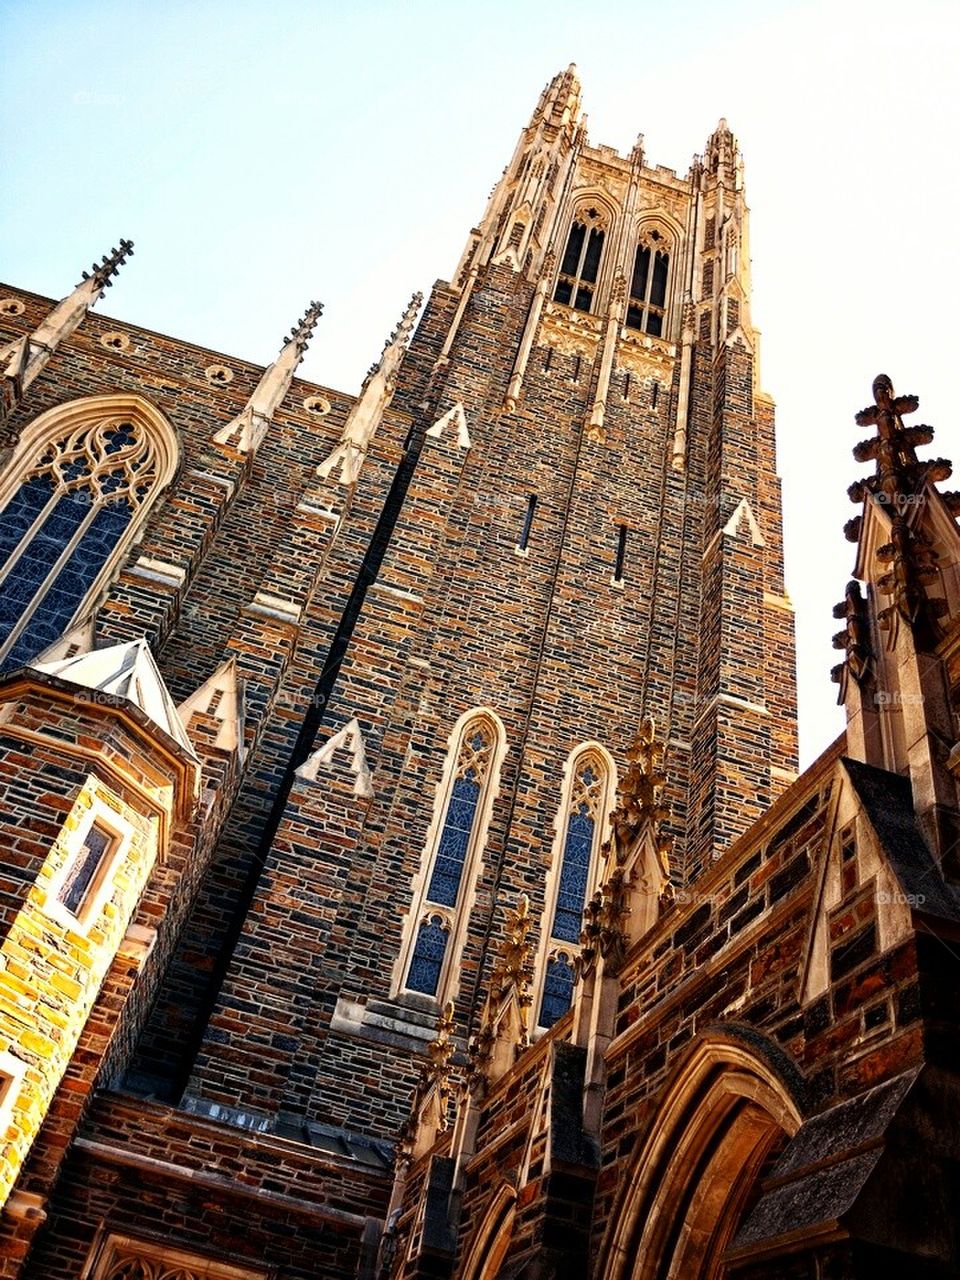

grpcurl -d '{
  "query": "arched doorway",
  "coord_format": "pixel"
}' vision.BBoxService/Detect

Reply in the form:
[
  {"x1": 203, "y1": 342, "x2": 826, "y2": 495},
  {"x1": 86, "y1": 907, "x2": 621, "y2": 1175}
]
[{"x1": 601, "y1": 1030, "x2": 803, "y2": 1280}]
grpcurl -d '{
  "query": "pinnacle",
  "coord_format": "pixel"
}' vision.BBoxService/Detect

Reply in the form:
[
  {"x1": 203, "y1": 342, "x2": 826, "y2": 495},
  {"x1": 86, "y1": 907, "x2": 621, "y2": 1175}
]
[
  {"x1": 284, "y1": 299, "x2": 323, "y2": 354},
  {"x1": 79, "y1": 238, "x2": 134, "y2": 292}
]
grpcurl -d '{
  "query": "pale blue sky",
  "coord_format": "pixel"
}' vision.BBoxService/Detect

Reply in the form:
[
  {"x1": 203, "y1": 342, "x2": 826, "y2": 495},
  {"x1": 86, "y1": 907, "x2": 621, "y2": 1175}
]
[{"x1": 3, "y1": 0, "x2": 959, "y2": 765}]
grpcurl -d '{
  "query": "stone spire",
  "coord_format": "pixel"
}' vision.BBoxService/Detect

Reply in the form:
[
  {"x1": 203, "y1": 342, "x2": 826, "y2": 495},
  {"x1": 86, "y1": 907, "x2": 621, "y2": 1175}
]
[
  {"x1": 836, "y1": 374, "x2": 960, "y2": 870},
  {"x1": 213, "y1": 300, "x2": 322, "y2": 453},
  {"x1": 532, "y1": 63, "x2": 582, "y2": 132},
  {"x1": 315, "y1": 292, "x2": 421, "y2": 484},
  {"x1": 846, "y1": 373, "x2": 951, "y2": 646},
  {"x1": 704, "y1": 118, "x2": 739, "y2": 185},
  {"x1": 1, "y1": 239, "x2": 134, "y2": 430}
]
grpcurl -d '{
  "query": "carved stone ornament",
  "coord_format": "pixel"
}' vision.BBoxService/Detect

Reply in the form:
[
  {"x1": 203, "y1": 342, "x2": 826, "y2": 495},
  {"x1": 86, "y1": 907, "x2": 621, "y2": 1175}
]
[
  {"x1": 847, "y1": 373, "x2": 949, "y2": 647},
  {"x1": 578, "y1": 718, "x2": 673, "y2": 980},
  {"x1": 466, "y1": 894, "x2": 534, "y2": 1093}
]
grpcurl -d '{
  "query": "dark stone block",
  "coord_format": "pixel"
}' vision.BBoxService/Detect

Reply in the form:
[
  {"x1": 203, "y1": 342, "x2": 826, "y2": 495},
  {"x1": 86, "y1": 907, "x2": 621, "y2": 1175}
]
[
  {"x1": 831, "y1": 923, "x2": 877, "y2": 982},
  {"x1": 804, "y1": 996, "x2": 831, "y2": 1038},
  {"x1": 769, "y1": 851, "x2": 810, "y2": 903},
  {"x1": 673, "y1": 903, "x2": 712, "y2": 948},
  {"x1": 734, "y1": 851, "x2": 762, "y2": 887}
]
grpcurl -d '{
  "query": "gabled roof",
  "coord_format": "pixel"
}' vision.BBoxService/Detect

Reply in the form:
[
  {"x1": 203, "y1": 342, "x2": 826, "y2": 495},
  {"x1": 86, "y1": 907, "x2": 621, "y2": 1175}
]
[
  {"x1": 842, "y1": 756, "x2": 960, "y2": 926},
  {"x1": 30, "y1": 637, "x2": 196, "y2": 759}
]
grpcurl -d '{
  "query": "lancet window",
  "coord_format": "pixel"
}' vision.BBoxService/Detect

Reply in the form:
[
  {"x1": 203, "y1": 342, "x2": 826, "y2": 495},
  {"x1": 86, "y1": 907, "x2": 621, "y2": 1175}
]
[
  {"x1": 554, "y1": 207, "x2": 606, "y2": 314},
  {"x1": 403, "y1": 713, "x2": 503, "y2": 999},
  {"x1": 536, "y1": 746, "x2": 614, "y2": 1028},
  {"x1": 626, "y1": 229, "x2": 670, "y2": 337},
  {"x1": 0, "y1": 399, "x2": 176, "y2": 671}
]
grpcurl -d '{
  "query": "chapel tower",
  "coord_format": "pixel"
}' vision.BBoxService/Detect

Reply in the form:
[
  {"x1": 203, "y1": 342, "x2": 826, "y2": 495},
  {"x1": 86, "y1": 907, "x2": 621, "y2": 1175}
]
[
  {"x1": 0, "y1": 68, "x2": 798, "y2": 1278},
  {"x1": 135, "y1": 66, "x2": 798, "y2": 1141}
]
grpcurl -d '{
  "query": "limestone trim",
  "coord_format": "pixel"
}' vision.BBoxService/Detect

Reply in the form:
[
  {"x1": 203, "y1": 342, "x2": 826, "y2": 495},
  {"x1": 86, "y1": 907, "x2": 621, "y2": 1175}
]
[
  {"x1": 295, "y1": 716, "x2": 373, "y2": 798},
  {"x1": 393, "y1": 707, "x2": 508, "y2": 1005},
  {"x1": 552, "y1": 190, "x2": 621, "y2": 316},
  {"x1": 0, "y1": 394, "x2": 180, "y2": 666},
  {"x1": 41, "y1": 791, "x2": 135, "y2": 936},
  {"x1": 600, "y1": 1032, "x2": 803, "y2": 1280},
  {"x1": 460, "y1": 1182, "x2": 517, "y2": 1280},
  {"x1": 532, "y1": 741, "x2": 618, "y2": 1029},
  {"x1": 0, "y1": 1050, "x2": 27, "y2": 1139},
  {"x1": 82, "y1": 1231, "x2": 270, "y2": 1279}
]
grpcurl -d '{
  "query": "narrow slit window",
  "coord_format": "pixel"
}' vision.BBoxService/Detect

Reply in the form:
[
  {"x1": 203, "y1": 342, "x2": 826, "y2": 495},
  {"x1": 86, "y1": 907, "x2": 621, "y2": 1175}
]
[
  {"x1": 554, "y1": 209, "x2": 606, "y2": 315},
  {"x1": 519, "y1": 495, "x2": 537, "y2": 551},
  {"x1": 651, "y1": 382, "x2": 659, "y2": 409},
  {"x1": 58, "y1": 822, "x2": 115, "y2": 918},
  {"x1": 614, "y1": 525, "x2": 628, "y2": 582}
]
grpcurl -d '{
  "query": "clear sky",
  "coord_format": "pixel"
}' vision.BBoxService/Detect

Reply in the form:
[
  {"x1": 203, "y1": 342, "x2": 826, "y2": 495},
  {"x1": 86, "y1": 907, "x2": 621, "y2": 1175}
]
[{"x1": 3, "y1": 0, "x2": 958, "y2": 767}]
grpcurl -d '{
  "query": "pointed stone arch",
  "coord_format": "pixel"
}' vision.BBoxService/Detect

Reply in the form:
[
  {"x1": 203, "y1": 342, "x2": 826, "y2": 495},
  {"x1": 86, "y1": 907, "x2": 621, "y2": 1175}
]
[
  {"x1": 392, "y1": 706, "x2": 508, "y2": 1004},
  {"x1": 460, "y1": 1182, "x2": 517, "y2": 1280},
  {"x1": 0, "y1": 394, "x2": 181, "y2": 668},
  {"x1": 532, "y1": 740, "x2": 618, "y2": 1030},
  {"x1": 600, "y1": 1028, "x2": 803, "y2": 1280}
]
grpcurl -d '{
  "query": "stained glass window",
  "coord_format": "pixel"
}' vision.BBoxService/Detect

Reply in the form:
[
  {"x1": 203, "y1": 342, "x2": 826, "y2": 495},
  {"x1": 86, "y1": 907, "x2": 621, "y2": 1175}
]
[
  {"x1": 552, "y1": 802, "x2": 595, "y2": 942},
  {"x1": 0, "y1": 416, "x2": 159, "y2": 671},
  {"x1": 404, "y1": 716, "x2": 498, "y2": 997},
  {"x1": 425, "y1": 774, "x2": 482, "y2": 906},
  {"x1": 539, "y1": 954, "x2": 575, "y2": 1028},
  {"x1": 58, "y1": 823, "x2": 114, "y2": 917},
  {"x1": 538, "y1": 753, "x2": 609, "y2": 1026},
  {"x1": 407, "y1": 916, "x2": 450, "y2": 996}
]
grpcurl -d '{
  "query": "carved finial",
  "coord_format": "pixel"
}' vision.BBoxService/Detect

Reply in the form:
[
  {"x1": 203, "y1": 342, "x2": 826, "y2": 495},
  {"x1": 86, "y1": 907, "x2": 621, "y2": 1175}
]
[
  {"x1": 631, "y1": 132, "x2": 646, "y2": 167},
  {"x1": 608, "y1": 718, "x2": 671, "y2": 864},
  {"x1": 315, "y1": 292, "x2": 421, "y2": 484},
  {"x1": 831, "y1": 580, "x2": 872, "y2": 686},
  {"x1": 79, "y1": 238, "x2": 134, "y2": 293},
  {"x1": 848, "y1": 374, "x2": 950, "y2": 644},
  {"x1": 579, "y1": 719, "x2": 673, "y2": 980},
  {"x1": 285, "y1": 299, "x2": 323, "y2": 355},
  {"x1": 467, "y1": 894, "x2": 534, "y2": 1093},
  {"x1": 396, "y1": 999, "x2": 458, "y2": 1165}
]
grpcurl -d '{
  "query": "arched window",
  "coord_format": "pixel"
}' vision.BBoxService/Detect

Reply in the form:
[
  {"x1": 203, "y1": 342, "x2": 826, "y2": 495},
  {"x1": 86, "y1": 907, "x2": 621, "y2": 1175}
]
[
  {"x1": 402, "y1": 712, "x2": 505, "y2": 999},
  {"x1": 536, "y1": 745, "x2": 615, "y2": 1028},
  {"x1": 554, "y1": 207, "x2": 606, "y2": 314},
  {"x1": 540, "y1": 951, "x2": 576, "y2": 1029},
  {"x1": 626, "y1": 229, "x2": 670, "y2": 337},
  {"x1": 0, "y1": 396, "x2": 178, "y2": 671}
]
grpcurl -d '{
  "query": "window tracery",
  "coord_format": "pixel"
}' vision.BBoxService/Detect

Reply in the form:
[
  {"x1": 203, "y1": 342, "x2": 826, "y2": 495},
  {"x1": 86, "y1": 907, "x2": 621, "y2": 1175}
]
[
  {"x1": 536, "y1": 746, "x2": 614, "y2": 1028},
  {"x1": 626, "y1": 228, "x2": 671, "y2": 337},
  {"x1": 0, "y1": 399, "x2": 176, "y2": 670},
  {"x1": 554, "y1": 207, "x2": 607, "y2": 314},
  {"x1": 89, "y1": 1234, "x2": 266, "y2": 1280},
  {"x1": 402, "y1": 713, "x2": 503, "y2": 999}
]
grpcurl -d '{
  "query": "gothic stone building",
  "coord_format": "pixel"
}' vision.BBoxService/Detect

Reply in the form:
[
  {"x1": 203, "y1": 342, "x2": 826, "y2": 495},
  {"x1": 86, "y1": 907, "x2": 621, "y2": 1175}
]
[{"x1": 0, "y1": 66, "x2": 957, "y2": 1280}]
